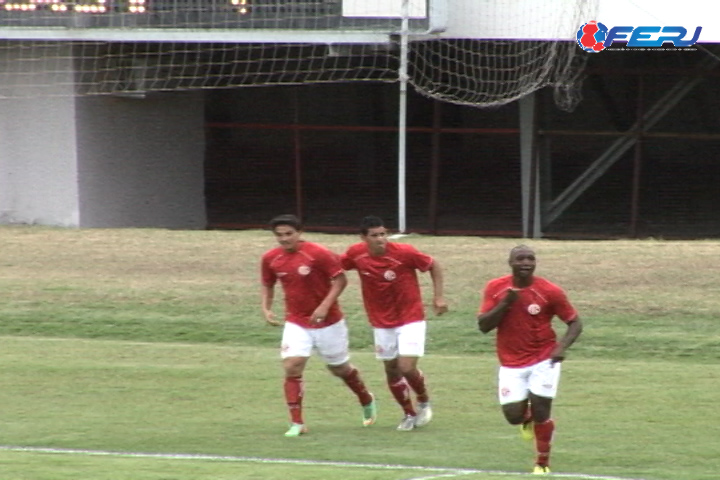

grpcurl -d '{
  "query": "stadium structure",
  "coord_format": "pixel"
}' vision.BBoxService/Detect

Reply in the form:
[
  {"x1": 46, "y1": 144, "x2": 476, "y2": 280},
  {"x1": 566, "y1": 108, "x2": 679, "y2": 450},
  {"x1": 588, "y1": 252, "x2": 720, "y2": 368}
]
[{"x1": 1, "y1": 0, "x2": 719, "y2": 238}]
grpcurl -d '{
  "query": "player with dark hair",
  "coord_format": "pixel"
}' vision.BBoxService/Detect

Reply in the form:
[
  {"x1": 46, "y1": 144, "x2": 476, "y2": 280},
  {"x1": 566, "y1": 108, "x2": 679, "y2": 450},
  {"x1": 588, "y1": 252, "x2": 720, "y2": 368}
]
[
  {"x1": 341, "y1": 216, "x2": 448, "y2": 431},
  {"x1": 260, "y1": 214, "x2": 377, "y2": 437},
  {"x1": 476, "y1": 244, "x2": 583, "y2": 475}
]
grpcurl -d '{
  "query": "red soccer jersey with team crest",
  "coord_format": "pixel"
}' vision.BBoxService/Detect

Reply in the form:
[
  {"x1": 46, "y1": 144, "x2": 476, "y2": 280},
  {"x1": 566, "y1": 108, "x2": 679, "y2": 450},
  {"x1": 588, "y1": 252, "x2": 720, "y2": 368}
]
[
  {"x1": 261, "y1": 241, "x2": 344, "y2": 328},
  {"x1": 479, "y1": 275, "x2": 578, "y2": 368},
  {"x1": 341, "y1": 242, "x2": 434, "y2": 328}
]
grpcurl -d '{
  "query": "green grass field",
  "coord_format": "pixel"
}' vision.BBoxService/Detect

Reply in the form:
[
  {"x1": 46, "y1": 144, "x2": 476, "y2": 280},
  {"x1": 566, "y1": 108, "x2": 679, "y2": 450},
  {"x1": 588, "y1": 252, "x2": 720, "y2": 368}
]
[{"x1": 0, "y1": 226, "x2": 718, "y2": 479}]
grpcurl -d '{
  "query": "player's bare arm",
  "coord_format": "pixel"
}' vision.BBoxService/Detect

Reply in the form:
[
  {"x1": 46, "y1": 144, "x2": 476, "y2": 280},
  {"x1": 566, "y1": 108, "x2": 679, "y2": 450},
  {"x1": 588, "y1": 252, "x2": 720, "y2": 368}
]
[
  {"x1": 550, "y1": 318, "x2": 583, "y2": 364},
  {"x1": 429, "y1": 261, "x2": 448, "y2": 315},
  {"x1": 261, "y1": 284, "x2": 282, "y2": 326},
  {"x1": 311, "y1": 272, "x2": 348, "y2": 323},
  {"x1": 477, "y1": 288, "x2": 519, "y2": 333}
]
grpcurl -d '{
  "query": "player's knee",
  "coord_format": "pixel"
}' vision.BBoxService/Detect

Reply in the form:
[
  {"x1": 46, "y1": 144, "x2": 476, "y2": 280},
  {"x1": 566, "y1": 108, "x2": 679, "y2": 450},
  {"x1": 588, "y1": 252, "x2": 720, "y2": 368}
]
[
  {"x1": 528, "y1": 394, "x2": 553, "y2": 422},
  {"x1": 327, "y1": 362, "x2": 351, "y2": 377},
  {"x1": 397, "y1": 359, "x2": 419, "y2": 376},
  {"x1": 504, "y1": 413, "x2": 525, "y2": 425},
  {"x1": 383, "y1": 361, "x2": 401, "y2": 379},
  {"x1": 501, "y1": 404, "x2": 526, "y2": 425},
  {"x1": 282, "y1": 358, "x2": 306, "y2": 377},
  {"x1": 532, "y1": 409, "x2": 551, "y2": 423}
]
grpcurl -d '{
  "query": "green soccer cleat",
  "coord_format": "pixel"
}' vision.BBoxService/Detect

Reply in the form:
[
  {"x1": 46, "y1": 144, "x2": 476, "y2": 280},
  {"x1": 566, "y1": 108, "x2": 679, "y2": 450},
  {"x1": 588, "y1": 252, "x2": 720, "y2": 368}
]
[
  {"x1": 532, "y1": 465, "x2": 551, "y2": 475},
  {"x1": 362, "y1": 394, "x2": 378, "y2": 427},
  {"x1": 284, "y1": 423, "x2": 308, "y2": 437},
  {"x1": 520, "y1": 420, "x2": 534, "y2": 441}
]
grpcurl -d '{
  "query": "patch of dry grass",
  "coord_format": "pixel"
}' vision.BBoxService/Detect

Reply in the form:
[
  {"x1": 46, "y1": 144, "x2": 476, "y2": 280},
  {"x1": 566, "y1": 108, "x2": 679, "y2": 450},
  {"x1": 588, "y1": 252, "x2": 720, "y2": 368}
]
[{"x1": 1, "y1": 226, "x2": 718, "y2": 360}]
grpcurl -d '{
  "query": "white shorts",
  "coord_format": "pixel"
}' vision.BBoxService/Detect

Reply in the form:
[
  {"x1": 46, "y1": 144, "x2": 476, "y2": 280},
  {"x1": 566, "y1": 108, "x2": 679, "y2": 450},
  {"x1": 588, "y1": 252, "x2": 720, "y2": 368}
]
[
  {"x1": 280, "y1": 319, "x2": 350, "y2": 366},
  {"x1": 373, "y1": 320, "x2": 426, "y2": 361},
  {"x1": 497, "y1": 359, "x2": 561, "y2": 405}
]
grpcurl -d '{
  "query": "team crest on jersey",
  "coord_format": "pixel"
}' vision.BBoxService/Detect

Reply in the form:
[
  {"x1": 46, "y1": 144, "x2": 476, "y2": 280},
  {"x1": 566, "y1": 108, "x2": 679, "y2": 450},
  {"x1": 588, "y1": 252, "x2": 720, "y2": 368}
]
[
  {"x1": 298, "y1": 265, "x2": 311, "y2": 275},
  {"x1": 527, "y1": 303, "x2": 541, "y2": 315},
  {"x1": 383, "y1": 270, "x2": 397, "y2": 281}
]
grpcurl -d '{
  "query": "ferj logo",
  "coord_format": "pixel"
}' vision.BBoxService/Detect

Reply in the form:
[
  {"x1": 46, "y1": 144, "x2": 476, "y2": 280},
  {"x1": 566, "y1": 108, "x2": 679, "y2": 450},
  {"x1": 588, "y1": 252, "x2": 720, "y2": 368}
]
[{"x1": 576, "y1": 21, "x2": 702, "y2": 52}]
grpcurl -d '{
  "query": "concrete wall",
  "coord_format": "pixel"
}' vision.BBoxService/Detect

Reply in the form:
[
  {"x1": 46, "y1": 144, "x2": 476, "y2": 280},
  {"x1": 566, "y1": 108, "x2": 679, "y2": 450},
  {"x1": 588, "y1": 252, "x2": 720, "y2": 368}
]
[
  {"x1": 75, "y1": 92, "x2": 206, "y2": 228},
  {"x1": 0, "y1": 44, "x2": 80, "y2": 226},
  {"x1": 0, "y1": 42, "x2": 207, "y2": 229}
]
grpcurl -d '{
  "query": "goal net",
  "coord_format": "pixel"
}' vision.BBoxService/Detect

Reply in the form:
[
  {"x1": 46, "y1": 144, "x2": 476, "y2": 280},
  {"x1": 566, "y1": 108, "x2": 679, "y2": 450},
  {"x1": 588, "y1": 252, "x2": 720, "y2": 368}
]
[{"x1": 0, "y1": 0, "x2": 598, "y2": 110}]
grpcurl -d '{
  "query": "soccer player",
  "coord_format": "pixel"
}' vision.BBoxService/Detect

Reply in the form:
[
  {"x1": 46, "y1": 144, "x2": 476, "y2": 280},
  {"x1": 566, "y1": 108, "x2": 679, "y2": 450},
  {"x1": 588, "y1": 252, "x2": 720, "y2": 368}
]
[
  {"x1": 476, "y1": 245, "x2": 583, "y2": 475},
  {"x1": 341, "y1": 216, "x2": 448, "y2": 431},
  {"x1": 260, "y1": 214, "x2": 377, "y2": 437}
]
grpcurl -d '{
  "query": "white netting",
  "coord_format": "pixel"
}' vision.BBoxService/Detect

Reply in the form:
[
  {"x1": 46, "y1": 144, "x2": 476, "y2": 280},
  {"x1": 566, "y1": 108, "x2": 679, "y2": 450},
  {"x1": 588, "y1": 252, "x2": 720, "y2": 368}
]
[
  {"x1": 408, "y1": 0, "x2": 599, "y2": 110},
  {"x1": 0, "y1": 0, "x2": 598, "y2": 110},
  {"x1": 410, "y1": 39, "x2": 589, "y2": 111}
]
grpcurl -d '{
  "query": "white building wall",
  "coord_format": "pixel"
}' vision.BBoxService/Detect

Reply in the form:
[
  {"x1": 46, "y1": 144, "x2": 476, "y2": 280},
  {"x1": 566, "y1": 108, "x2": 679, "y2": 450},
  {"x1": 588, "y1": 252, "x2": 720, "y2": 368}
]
[
  {"x1": 440, "y1": 0, "x2": 718, "y2": 42},
  {"x1": 74, "y1": 92, "x2": 207, "y2": 228},
  {"x1": 0, "y1": 44, "x2": 80, "y2": 226},
  {"x1": 0, "y1": 42, "x2": 207, "y2": 229}
]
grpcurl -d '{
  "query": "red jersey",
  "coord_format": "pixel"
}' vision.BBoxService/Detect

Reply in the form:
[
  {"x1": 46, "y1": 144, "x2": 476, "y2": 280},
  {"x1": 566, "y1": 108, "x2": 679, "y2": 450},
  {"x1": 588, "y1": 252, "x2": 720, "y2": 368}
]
[
  {"x1": 261, "y1": 241, "x2": 344, "y2": 329},
  {"x1": 341, "y1": 242, "x2": 433, "y2": 328},
  {"x1": 479, "y1": 275, "x2": 578, "y2": 368}
]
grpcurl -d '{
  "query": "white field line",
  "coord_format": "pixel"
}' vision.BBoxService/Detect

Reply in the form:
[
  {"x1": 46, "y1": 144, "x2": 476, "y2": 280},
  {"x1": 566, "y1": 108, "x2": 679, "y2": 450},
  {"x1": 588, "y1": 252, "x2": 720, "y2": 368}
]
[
  {"x1": 0, "y1": 445, "x2": 650, "y2": 480},
  {"x1": 404, "y1": 471, "x2": 479, "y2": 480}
]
